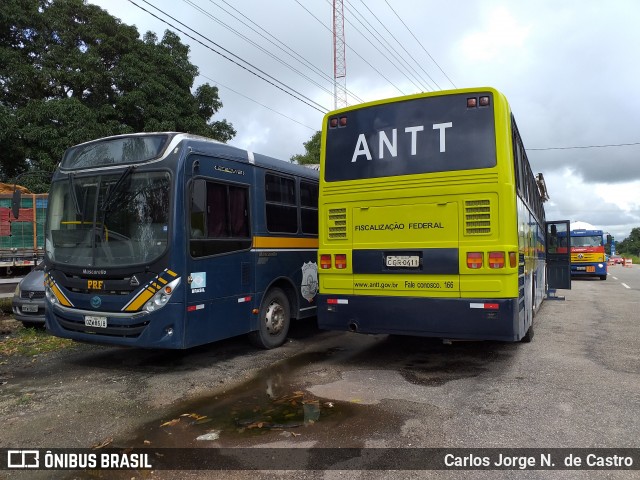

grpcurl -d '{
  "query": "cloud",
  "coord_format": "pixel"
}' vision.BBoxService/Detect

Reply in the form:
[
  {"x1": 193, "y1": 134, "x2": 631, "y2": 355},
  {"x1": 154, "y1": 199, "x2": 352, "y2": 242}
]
[{"x1": 86, "y1": 0, "x2": 640, "y2": 239}]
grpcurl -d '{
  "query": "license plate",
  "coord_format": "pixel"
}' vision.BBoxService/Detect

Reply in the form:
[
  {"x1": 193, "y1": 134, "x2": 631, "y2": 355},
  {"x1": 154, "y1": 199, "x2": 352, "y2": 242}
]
[
  {"x1": 85, "y1": 316, "x2": 107, "y2": 328},
  {"x1": 576, "y1": 266, "x2": 586, "y2": 271},
  {"x1": 22, "y1": 304, "x2": 38, "y2": 313},
  {"x1": 586, "y1": 266, "x2": 595, "y2": 272},
  {"x1": 386, "y1": 255, "x2": 419, "y2": 268}
]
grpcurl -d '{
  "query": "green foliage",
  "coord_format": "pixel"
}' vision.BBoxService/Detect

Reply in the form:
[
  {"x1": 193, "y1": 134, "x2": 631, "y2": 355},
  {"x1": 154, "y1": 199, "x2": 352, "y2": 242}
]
[
  {"x1": 291, "y1": 131, "x2": 321, "y2": 165},
  {"x1": 0, "y1": 0, "x2": 235, "y2": 191},
  {"x1": 0, "y1": 325, "x2": 75, "y2": 357},
  {"x1": 616, "y1": 227, "x2": 640, "y2": 256}
]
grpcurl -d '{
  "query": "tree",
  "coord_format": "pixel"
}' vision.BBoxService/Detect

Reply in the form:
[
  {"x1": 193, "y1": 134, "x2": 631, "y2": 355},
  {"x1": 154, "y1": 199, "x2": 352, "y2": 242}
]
[
  {"x1": 290, "y1": 131, "x2": 321, "y2": 165},
  {"x1": 617, "y1": 227, "x2": 640, "y2": 256},
  {"x1": 0, "y1": 0, "x2": 235, "y2": 192}
]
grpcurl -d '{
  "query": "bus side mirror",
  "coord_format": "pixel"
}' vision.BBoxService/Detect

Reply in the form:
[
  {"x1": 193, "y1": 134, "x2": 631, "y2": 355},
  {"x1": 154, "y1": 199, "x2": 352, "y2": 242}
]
[
  {"x1": 11, "y1": 189, "x2": 21, "y2": 219},
  {"x1": 606, "y1": 235, "x2": 612, "y2": 244}
]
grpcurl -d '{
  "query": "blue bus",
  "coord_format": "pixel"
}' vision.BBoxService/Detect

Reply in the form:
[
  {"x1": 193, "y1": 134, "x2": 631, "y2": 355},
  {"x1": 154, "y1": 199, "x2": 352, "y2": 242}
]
[{"x1": 40, "y1": 133, "x2": 319, "y2": 349}]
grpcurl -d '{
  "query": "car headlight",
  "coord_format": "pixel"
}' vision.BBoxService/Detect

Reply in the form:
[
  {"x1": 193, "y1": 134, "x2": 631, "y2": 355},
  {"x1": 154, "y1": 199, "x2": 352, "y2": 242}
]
[
  {"x1": 144, "y1": 277, "x2": 181, "y2": 313},
  {"x1": 14, "y1": 284, "x2": 20, "y2": 296}
]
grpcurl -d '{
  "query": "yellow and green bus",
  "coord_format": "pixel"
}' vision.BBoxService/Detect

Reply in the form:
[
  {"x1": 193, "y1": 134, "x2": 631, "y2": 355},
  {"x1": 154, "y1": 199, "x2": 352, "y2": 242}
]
[{"x1": 317, "y1": 87, "x2": 569, "y2": 342}]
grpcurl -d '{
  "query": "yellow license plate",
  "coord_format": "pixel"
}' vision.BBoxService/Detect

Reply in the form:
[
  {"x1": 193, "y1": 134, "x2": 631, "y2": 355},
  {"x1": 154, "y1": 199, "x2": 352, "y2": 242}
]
[{"x1": 586, "y1": 266, "x2": 595, "y2": 272}]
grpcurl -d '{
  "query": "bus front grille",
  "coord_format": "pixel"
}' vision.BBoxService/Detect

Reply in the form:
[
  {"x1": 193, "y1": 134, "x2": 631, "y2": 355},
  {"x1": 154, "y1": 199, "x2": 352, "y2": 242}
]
[
  {"x1": 464, "y1": 199, "x2": 492, "y2": 235},
  {"x1": 57, "y1": 317, "x2": 149, "y2": 338}
]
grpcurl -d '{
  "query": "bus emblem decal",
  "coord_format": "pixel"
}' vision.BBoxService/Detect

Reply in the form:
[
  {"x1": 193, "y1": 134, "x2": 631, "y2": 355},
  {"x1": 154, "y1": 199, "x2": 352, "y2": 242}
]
[
  {"x1": 90, "y1": 296, "x2": 102, "y2": 309},
  {"x1": 301, "y1": 262, "x2": 318, "y2": 302},
  {"x1": 130, "y1": 275, "x2": 140, "y2": 287}
]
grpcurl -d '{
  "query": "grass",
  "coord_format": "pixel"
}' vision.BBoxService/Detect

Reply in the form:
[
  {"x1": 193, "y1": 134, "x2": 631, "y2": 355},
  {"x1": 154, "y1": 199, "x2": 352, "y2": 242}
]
[
  {"x1": 0, "y1": 324, "x2": 75, "y2": 357},
  {"x1": 1, "y1": 294, "x2": 75, "y2": 356},
  {"x1": 0, "y1": 297, "x2": 12, "y2": 316}
]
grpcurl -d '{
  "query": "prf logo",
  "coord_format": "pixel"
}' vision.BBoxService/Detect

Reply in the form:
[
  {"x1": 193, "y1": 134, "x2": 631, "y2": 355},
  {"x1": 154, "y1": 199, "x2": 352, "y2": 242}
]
[{"x1": 7, "y1": 450, "x2": 39, "y2": 468}]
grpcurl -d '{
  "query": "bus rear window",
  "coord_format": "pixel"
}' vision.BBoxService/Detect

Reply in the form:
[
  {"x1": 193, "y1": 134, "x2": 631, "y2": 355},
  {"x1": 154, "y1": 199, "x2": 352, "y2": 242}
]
[
  {"x1": 61, "y1": 134, "x2": 170, "y2": 170},
  {"x1": 324, "y1": 93, "x2": 497, "y2": 181}
]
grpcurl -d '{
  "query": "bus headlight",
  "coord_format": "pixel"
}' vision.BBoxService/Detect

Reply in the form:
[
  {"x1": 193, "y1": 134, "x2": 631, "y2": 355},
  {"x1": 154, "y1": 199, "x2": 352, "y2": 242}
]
[{"x1": 144, "y1": 277, "x2": 181, "y2": 313}]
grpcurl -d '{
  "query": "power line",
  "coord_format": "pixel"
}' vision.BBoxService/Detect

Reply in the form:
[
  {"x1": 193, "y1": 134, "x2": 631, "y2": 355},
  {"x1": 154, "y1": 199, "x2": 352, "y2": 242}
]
[
  {"x1": 384, "y1": 0, "x2": 456, "y2": 89},
  {"x1": 357, "y1": 0, "x2": 441, "y2": 91},
  {"x1": 200, "y1": 74, "x2": 317, "y2": 131},
  {"x1": 529, "y1": 142, "x2": 640, "y2": 151},
  {"x1": 342, "y1": 0, "x2": 428, "y2": 93},
  {"x1": 294, "y1": 0, "x2": 406, "y2": 96},
  {"x1": 128, "y1": 0, "x2": 329, "y2": 114},
  {"x1": 212, "y1": 0, "x2": 365, "y2": 104},
  {"x1": 182, "y1": 0, "x2": 335, "y2": 101}
]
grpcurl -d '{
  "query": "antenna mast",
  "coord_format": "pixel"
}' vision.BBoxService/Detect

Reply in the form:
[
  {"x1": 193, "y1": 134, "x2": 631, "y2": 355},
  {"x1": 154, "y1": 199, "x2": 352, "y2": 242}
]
[{"x1": 333, "y1": 0, "x2": 347, "y2": 109}]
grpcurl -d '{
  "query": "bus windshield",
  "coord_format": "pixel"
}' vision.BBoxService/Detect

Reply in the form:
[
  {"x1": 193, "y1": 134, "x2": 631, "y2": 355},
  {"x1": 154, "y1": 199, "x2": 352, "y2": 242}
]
[
  {"x1": 46, "y1": 171, "x2": 171, "y2": 268},
  {"x1": 61, "y1": 134, "x2": 170, "y2": 170}
]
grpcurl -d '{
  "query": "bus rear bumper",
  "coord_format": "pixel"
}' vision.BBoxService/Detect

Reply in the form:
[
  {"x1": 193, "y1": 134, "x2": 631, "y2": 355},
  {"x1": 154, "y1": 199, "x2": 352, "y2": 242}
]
[{"x1": 317, "y1": 295, "x2": 522, "y2": 342}]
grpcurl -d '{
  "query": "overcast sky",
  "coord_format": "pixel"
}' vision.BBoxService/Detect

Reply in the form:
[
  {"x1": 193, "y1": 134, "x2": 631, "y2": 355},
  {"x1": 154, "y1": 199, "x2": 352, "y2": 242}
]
[{"x1": 89, "y1": 0, "x2": 640, "y2": 241}]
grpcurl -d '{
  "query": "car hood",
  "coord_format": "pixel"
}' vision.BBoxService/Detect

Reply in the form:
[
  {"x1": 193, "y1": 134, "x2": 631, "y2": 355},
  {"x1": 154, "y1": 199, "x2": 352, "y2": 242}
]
[{"x1": 19, "y1": 269, "x2": 45, "y2": 292}]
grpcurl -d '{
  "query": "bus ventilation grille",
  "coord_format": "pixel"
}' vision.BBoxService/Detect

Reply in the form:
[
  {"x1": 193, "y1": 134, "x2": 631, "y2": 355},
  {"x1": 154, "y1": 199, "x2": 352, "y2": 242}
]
[
  {"x1": 327, "y1": 208, "x2": 348, "y2": 240},
  {"x1": 464, "y1": 199, "x2": 492, "y2": 235}
]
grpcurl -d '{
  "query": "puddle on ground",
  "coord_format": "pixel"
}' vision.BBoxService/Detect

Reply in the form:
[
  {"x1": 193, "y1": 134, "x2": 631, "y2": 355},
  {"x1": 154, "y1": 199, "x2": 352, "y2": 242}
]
[
  {"x1": 119, "y1": 337, "x2": 514, "y2": 449},
  {"x1": 125, "y1": 349, "x2": 360, "y2": 448}
]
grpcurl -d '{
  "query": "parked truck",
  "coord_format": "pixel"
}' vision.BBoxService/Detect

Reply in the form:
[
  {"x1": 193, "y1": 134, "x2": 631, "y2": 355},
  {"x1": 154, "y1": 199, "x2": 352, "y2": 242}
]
[
  {"x1": 569, "y1": 228, "x2": 608, "y2": 280},
  {"x1": 0, "y1": 187, "x2": 48, "y2": 275}
]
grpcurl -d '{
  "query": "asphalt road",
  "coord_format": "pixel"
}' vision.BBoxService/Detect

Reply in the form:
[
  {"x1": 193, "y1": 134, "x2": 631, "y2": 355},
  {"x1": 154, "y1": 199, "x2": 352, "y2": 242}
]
[{"x1": 1, "y1": 265, "x2": 638, "y2": 479}]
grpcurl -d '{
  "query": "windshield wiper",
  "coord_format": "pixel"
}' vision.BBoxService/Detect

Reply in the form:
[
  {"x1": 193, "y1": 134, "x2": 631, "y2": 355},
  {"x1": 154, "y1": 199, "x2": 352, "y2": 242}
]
[
  {"x1": 68, "y1": 174, "x2": 83, "y2": 216},
  {"x1": 101, "y1": 165, "x2": 134, "y2": 212}
]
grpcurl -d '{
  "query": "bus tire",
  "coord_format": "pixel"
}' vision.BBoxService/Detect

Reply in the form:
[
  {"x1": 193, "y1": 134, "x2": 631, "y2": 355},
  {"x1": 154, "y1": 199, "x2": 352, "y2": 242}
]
[
  {"x1": 600, "y1": 275, "x2": 607, "y2": 280},
  {"x1": 521, "y1": 324, "x2": 534, "y2": 343},
  {"x1": 249, "y1": 288, "x2": 291, "y2": 349}
]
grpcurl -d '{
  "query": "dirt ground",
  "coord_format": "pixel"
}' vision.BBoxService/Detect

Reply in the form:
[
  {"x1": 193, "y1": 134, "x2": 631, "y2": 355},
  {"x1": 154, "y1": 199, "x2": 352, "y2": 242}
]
[{"x1": 0, "y1": 312, "x2": 336, "y2": 473}]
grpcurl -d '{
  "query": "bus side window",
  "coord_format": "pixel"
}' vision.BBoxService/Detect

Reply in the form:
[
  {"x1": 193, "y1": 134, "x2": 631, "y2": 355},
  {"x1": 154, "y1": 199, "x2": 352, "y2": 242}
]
[
  {"x1": 190, "y1": 179, "x2": 206, "y2": 238},
  {"x1": 265, "y1": 173, "x2": 297, "y2": 233},
  {"x1": 300, "y1": 181, "x2": 318, "y2": 235}
]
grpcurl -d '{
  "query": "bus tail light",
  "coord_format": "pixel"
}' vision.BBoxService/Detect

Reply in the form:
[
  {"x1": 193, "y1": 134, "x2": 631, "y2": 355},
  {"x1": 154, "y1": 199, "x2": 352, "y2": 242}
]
[
  {"x1": 488, "y1": 251, "x2": 505, "y2": 269},
  {"x1": 335, "y1": 254, "x2": 347, "y2": 269},
  {"x1": 320, "y1": 254, "x2": 332, "y2": 269},
  {"x1": 467, "y1": 252, "x2": 483, "y2": 269},
  {"x1": 509, "y1": 252, "x2": 517, "y2": 268}
]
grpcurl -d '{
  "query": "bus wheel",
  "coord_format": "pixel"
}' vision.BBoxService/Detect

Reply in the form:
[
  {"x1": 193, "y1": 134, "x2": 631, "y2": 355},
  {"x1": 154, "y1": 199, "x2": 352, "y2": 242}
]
[
  {"x1": 600, "y1": 275, "x2": 607, "y2": 280},
  {"x1": 249, "y1": 288, "x2": 290, "y2": 349},
  {"x1": 521, "y1": 324, "x2": 534, "y2": 343}
]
